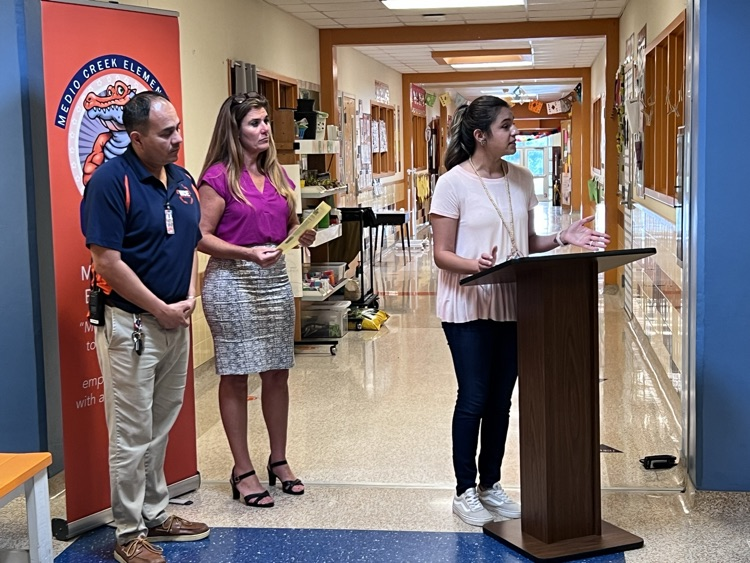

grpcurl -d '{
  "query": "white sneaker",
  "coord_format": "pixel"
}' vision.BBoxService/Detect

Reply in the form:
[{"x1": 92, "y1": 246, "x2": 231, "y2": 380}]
[
  {"x1": 452, "y1": 487, "x2": 495, "y2": 526},
  {"x1": 479, "y1": 483, "x2": 521, "y2": 519}
]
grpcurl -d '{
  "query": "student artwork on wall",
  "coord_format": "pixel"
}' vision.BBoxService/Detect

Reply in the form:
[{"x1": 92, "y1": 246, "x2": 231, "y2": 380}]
[
  {"x1": 371, "y1": 117, "x2": 380, "y2": 153},
  {"x1": 358, "y1": 111, "x2": 372, "y2": 194},
  {"x1": 360, "y1": 113, "x2": 371, "y2": 165},
  {"x1": 626, "y1": 33, "x2": 634, "y2": 63},
  {"x1": 375, "y1": 80, "x2": 390, "y2": 104}
]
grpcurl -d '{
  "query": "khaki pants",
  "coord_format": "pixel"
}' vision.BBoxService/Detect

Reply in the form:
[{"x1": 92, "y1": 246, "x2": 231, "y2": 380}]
[{"x1": 95, "y1": 305, "x2": 189, "y2": 544}]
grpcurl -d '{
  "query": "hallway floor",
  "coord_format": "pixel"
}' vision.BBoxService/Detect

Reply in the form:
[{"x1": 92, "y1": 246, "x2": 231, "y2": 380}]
[{"x1": 3, "y1": 204, "x2": 750, "y2": 562}]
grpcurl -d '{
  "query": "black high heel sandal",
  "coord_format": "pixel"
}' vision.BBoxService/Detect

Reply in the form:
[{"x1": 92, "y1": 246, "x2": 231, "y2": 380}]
[
  {"x1": 230, "y1": 468, "x2": 274, "y2": 507},
  {"x1": 267, "y1": 458, "x2": 305, "y2": 495}
]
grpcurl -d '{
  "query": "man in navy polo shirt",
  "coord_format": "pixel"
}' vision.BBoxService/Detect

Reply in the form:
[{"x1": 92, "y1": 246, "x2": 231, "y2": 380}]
[{"x1": 82, "y1": 91, "x2": 209, "y2": 563}]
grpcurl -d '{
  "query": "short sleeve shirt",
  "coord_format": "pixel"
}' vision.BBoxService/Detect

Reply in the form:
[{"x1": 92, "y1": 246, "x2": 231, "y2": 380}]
[
  {"x1": 81, "y1": 147, "x2": 202, "y2": 314},
  {"x1": 199, "y1": 163, "x2": 295, "y2": 246},
  {"x1": 430, "y1": 161, "x2": 538, "y2": 323}
]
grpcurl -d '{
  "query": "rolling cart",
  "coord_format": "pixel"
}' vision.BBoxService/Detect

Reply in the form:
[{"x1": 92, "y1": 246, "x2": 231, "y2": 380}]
[{"x1": 337, "y1": 207, "x2": 379, "y2": 310}]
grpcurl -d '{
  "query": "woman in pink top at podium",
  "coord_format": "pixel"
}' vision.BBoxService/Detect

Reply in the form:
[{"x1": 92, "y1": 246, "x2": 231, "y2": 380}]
[{"x1": 430, "y1": 95, "x2": 609, "y2": 527}]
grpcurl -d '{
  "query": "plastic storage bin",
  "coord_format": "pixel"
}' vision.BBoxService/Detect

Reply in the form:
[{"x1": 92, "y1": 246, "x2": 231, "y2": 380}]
[
  {"x1": 300, "y1": 307, "x2": 348, "y2": 339},
  {"x1": 303, "y1": 262, "x2": 346, "y2": 285}
]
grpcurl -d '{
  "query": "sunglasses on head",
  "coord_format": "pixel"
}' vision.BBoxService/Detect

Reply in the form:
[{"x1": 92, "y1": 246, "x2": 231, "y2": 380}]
[{"x1": 231, "y1": 92, "x2": 262, "y2": 108}]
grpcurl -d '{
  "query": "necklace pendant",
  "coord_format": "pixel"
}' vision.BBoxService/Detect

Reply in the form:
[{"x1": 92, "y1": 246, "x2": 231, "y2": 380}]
[{"x1": 507, "y1": 249, "x2": 522, "y2": 260}]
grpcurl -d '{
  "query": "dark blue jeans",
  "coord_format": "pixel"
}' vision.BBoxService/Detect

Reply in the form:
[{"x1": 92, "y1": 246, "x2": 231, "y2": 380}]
[{"x1": 443, "y1": 320, "x2": 518, "y2": 496}]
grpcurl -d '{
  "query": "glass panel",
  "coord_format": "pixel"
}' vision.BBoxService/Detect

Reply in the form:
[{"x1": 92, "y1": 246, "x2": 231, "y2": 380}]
[
  {"x1": 533, "y1": 177, "x2": 545, "y2": 194},
  {"x1": 520, "y1": 137, "x2": 548, "y2": 148},
  {"x1": 526, "y1": 149, "x2": 544, "y2": 177},
  {"x1": 504, "y1": 152, "x2": 521, "y2": 166}
]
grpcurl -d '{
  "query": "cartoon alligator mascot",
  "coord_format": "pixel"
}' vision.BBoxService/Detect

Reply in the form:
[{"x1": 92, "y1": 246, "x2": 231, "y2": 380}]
[{"x1": 81, "y1": 80, "x2": 136, "y2": 185}]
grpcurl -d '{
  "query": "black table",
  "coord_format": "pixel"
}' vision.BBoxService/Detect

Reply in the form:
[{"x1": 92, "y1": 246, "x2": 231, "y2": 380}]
[{"x1": 373, "y1": 211, "x2": 411, "y2": 264}]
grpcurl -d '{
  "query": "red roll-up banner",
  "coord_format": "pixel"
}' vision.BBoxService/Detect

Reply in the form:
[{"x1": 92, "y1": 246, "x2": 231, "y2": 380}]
[{"x1": 40, "y1": 0, "x2": 199, "y2": 538}]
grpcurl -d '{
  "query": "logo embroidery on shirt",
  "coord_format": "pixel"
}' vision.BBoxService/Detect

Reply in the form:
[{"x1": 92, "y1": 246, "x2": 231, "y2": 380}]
[{"x1": 177, "y1": 187, "x2": 194, "y2": 205}]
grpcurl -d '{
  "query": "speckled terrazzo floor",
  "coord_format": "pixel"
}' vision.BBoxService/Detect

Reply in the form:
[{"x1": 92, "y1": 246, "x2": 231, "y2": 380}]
[
  {"x1": 4, "y1": 204, "x2": 750, "y2": 562},
  {"x1": 51, "y1": 525, "x2": 628, "y2": 563}
]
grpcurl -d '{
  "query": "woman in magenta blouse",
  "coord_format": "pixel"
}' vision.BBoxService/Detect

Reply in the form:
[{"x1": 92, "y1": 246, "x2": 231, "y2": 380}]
[{"x1": 197, "y1": 93, "x2": 315, "y2": 508}]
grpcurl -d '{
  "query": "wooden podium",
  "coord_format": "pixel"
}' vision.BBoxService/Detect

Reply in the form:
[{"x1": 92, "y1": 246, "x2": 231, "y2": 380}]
[{"x1": 461, "y1": 248, "x2": 654, "y2": 562}]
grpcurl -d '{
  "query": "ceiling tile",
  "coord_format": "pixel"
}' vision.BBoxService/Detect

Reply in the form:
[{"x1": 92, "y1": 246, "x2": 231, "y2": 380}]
[
  {"x1": 529, "y1": 2, "x2": 594, "y2": 9},
  {"x1": 283, "y1": 5, "x2": 319, "y2": 13},
  {"x1": 311, "y1": 2, "x2": 383, "y2": 11},
  {"x1": 264, "y1": 0, "x2": 308, "y2": 5},
  {"x1": 268, "y1": 0, "x2": 620, "y2": 102},
  {"x1": 395, "y1": 15, "x2": 465, "y2": 23},
  {"x1": 594, "y1": 8, "x2": 625, "y2": 16}
]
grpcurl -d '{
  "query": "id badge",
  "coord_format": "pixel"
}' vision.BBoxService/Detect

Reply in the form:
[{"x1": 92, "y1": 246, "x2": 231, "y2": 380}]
[{"x1": 165, "y1": 207, "x2": 175, "y2": 234}]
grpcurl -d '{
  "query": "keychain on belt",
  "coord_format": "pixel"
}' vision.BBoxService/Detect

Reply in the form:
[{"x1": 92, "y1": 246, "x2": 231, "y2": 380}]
[{"x1": 132, "y1": 315, "x2": 144, "y2": 356}]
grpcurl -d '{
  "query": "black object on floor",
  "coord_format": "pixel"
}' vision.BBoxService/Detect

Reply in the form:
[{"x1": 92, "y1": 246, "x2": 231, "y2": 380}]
[{"x1": 639, "y1": 454, "x2": 677, "y2": 469}]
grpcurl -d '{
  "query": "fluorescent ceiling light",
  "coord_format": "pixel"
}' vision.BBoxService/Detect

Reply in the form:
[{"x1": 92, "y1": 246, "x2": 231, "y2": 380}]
[
  {"x1": 432, "y1": 48, "x2": 533, "y2": 70},
  {"x1": 382, "y1": 0, "x2": 524, "y2": 9},
  {"x1": 433, "y1": 48, "x2": 532, "y2": 66},
  {"x1": 451, "y1": 61, "x2": 533, "y2": 69}
]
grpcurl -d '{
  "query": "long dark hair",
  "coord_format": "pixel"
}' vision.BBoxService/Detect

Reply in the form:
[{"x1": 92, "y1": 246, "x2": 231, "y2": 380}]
[
  {"x1": 444, "y1": 95, "x2": 510, "y2": 170},
  {"x1": 199, "y1": 93, "x2": 293, "y2": 211}
]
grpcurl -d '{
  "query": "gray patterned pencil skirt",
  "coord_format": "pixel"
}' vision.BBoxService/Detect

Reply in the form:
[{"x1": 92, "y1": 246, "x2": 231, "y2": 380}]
[{"x1": 202, "y1": 256, "x2": 295, "y2": 375}]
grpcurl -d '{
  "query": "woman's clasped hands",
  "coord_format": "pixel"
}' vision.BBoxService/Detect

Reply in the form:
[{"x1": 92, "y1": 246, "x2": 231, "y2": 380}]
[{"x1": 247, "y1": 246, "x2": 282, "y2": 267}]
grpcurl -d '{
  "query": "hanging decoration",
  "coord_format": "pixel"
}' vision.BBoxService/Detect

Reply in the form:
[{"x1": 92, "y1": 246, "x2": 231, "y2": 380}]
[
  {"x1": 438, "y1": 92, "x2": 451, "y2": 107},
  {"x1": 454, "y1": 93, "x2": 467, "y2": 107},
  {"x1": 528, "y1": 100, "x2": 543, "y2": 114},
  {"x1": 516, "y1": 130, "x2": 559, "y2": 141},
  {"x1": 425, "y1": 92, "x2": 436, "y2": 107},
  {"x1": 411, "y1": 84, "x2": 426, "y2": 116},
  {"x1": 546, "y1": 100, "x2": 566, "y2": 114}
]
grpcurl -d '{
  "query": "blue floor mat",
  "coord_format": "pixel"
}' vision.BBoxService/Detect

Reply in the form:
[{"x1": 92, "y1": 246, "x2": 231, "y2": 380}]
[{"x1": 55, "y1": 526, "x2": 628, "y2": 562}]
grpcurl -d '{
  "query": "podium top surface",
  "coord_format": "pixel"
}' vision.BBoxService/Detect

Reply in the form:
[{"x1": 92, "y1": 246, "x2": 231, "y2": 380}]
[{"x1": 460, "y1": 248, "x2": 656, "y2": 286}]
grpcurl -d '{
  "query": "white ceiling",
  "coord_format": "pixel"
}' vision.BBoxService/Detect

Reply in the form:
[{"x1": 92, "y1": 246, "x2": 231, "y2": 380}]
[{"x1": 261, "y1": 0, "x2": 629, "y2": 101}]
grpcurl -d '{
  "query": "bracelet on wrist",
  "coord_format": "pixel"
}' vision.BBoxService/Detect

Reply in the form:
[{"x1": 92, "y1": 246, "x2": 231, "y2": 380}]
[{"x1": 555, "y1": 230, "x2": 569, "y2": 247}]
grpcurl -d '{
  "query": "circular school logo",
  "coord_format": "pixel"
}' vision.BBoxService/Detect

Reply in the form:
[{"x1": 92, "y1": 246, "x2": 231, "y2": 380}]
[{"x1": 53, "y1": 55, "x2": 168, "y2": 195}]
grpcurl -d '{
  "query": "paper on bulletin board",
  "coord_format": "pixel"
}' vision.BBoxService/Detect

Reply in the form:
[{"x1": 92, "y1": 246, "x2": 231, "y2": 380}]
[
  {"x1": 561, "y1": 173, "x2": 572, "y2": 206},
  {"x1": 276, "y1": 201, "x2": 331, "y2": 253}
]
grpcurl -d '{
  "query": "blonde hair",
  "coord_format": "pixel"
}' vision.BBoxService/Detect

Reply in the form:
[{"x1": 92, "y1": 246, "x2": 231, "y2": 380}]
[{"x1": 199, "y1": 93, "x2": 294, "y2": 213}]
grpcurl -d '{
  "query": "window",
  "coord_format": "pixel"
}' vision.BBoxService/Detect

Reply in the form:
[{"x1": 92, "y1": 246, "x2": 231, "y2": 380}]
[
  {"x1": 643, "y1": 12, "x2": 685, "y2": 204},
  {"x1": 504, "y1": 152, "x2": 521, "y2": 166}
]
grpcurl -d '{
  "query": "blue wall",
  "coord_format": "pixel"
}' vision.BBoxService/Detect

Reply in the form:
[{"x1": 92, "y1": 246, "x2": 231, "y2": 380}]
[
  {"x1": 693, "y1": 0, "x2": 750, "y2": 489},
  {"x1": 0, "y1": 0, "x2": 47, "y2": 452}
]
